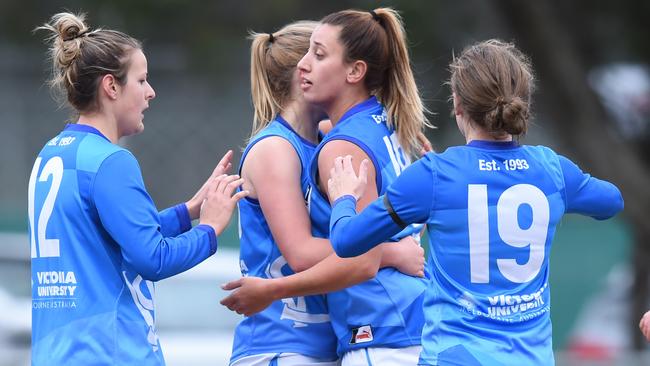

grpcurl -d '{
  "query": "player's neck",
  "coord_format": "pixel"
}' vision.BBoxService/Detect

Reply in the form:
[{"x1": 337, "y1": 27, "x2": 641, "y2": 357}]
[
  {"x1": 280, "y1": 101, "x2": 320, "y2": 144},
  {"x1": 466, "y1": 131, "x2": 512, "y2": 144},
  {"x1": 326, "y1": 88, "x2": 369, "y2": 127},
  {"x1": 462, "y1": 118, "x2": 512, "y2": 143},
  {"x1": 77, "y1": 113, "x2": 119, "y2": 143}
]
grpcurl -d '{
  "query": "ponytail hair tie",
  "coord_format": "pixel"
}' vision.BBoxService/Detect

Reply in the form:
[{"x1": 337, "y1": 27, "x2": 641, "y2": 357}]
[
  {"x1": 268, "y1": 33, "x2": 275, "y2": 43},
  {"x1": 495, "y1": 96, "x2": 508, "y2": 106},
  {"x1": 63, "y1": 29, "x2": 89, "y2": 42},
  {"x1": 369, "y1": 10, "x2": 381, "y2": 22}
]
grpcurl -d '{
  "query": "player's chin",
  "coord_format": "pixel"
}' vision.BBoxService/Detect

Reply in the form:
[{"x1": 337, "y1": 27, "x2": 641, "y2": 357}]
[{"x1": 134, "y1": 121, "x2": 145, "y2": 135}]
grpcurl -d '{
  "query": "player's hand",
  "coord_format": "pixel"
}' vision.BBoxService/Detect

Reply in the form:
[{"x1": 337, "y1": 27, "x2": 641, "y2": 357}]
[
  {"x1": 186, "y1": 150, "x2": 233, "y2": 219},
  {"x1": 417, "y1": 131, "x2": 433, "y2": 157},
  {"x1": 640, "y1": 309, "x2": 650, "y2": 342},
  {"x1": 318, "y1": 119, "x2": 333, "y2": 135},
  {"x1": 199, "y1": 174, "x2": 248, "y2": 235},
  {"x1": 220, "y1": 277, "x2": 277, "y2": 316},
  {"x1": 327, "y1": 155, "x2": 369, "y2": 203},
  {"x1": 388, "y1": 236, "x2": 425, "y2": 277}
]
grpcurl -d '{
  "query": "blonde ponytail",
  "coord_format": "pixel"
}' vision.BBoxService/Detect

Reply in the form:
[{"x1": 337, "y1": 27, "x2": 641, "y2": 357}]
[
  {"x1": 247, "y1": 21, "x2": 318, "y2": 139},
  {"x1": 249, "y1": 32, "x2": 279, "y2": 137}
]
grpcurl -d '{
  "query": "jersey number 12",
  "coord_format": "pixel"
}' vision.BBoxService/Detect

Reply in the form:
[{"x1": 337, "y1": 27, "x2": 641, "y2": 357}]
[{"x1": 28, "y1": 156, "x2": 64, "y2": 258}]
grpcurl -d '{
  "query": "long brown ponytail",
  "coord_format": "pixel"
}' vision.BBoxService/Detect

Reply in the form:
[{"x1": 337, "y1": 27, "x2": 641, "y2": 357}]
[{"x1": 321, "y1": 8, "x2": 432, "y2": 156}]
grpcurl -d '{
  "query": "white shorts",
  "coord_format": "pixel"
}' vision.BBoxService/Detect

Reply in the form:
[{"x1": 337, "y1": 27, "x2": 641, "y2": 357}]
[
  {"x1": 230, "y1": 353, "x2": 340, "y2": 366},
  {"x1": 341, "y1": 346, "x2": 422, "y2": 366}
]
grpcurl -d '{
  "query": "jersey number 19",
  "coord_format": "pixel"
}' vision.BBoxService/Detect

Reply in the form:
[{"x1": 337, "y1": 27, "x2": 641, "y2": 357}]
[{"x1": 467, "y1": 184, "x2": 550, "y2": 284}]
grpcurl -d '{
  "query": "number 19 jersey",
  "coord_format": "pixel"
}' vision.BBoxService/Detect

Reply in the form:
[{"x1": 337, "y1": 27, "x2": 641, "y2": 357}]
[{"x1": 328, "y1": 140, "x2": 624, "y2": 365}]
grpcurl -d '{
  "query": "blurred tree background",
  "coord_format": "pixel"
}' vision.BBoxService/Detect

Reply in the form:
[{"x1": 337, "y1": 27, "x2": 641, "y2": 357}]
[{"x1": 1, "y1": 0, "x2": 648, "y2": 361}]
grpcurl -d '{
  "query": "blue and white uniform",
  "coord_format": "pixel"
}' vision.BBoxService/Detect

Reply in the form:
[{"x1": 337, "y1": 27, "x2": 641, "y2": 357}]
[
  {"x1": 328, "y1": 140, "x2": 624, "y2": 365},
  {"x1": 309, "y1": 97, "x2": 427, "y2": 357},
  {"x1": 28, "y1": 124, "x2": 217, "y2": 365},
  {"x1": 231, "y1": 116, "x2": 338, "y2": 365}
]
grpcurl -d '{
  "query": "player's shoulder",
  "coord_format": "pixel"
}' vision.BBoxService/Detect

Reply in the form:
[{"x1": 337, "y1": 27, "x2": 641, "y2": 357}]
[
  {"x1": 520, "y1": 143, "x2": 557, "y2": 155},
  {"x1": 74, "y1": 134, "x2": 130, "y2": 173},
  {"x1": 246, "y1": 134, "x2": 299, "y2": 166},
  {"x1": 256, "y1": 119, "x2": 287, "y2": 136},
  {"x1": 518, "y1": 144, "x2": 565, "y2": 170},
  {"x1": 248, "y1": 120, "x2": 306, "y2": 151},
  {"x1": 330, "y1": 100, "x2": 385, "y2": 134},
  {"x1": 434, "y1": 144, "x2": 474, "y2": 162},
  {"x1": 318, "y1": 138, "x2": 369, "y2": 164}
]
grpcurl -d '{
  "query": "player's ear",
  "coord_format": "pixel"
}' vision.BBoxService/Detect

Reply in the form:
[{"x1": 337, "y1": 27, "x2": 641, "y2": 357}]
[
  {"x1": 346, "y1": 60, "x2": 367, "y2": 85},
  {"x1": 452, "y1": 93, "x2": 463, "y2": 117},
  {"x1": 100, "y1": 74, "x2": 119, "y2": 100}
]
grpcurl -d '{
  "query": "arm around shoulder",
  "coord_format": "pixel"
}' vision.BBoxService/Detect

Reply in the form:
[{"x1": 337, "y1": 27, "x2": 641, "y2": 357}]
[{"x1": 328, "y1": 157, "x2": 435, "y2": 257}]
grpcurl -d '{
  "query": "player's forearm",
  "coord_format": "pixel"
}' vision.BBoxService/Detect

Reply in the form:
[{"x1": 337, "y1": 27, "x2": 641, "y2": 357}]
[
  {"x1": 282, "y1": 237, "x2": 334, "y2": 272},
  {"x1": 159, "y1": 203, "x2": 193, "y2": 236},
  {"x1": 128, "y1": 225, "x2": 216, "y2": 281},
  {"x1": 273, "y1": 253, "x2": 377, "y2": 298},
  {"x1": 330, "y1": 196, "x2": 402, "y2": 257},
  {"x1": 378, "y1": 242, "x2": 402, "y2": 269}
]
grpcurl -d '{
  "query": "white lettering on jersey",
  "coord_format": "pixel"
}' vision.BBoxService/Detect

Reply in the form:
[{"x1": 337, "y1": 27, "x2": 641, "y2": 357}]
[
  {"x1": 468, "y1": 184, "x2": 549, "y2": 284},
  {"x1": 371, "y1": 111, "x2": 387, "y2": 124},
  {"x1": 266, "y1": 256, "x2": 330, "y2": 327},
  {"x1": 458, "y1": 283, "x2": 549, "y2": 323},
  {"x1": 304, "y1": 184, "x2": 313, "y2": 214},
  {"x1": 123, "y1": 272, "x2": 159, "y2": 352},
  {"x1": 382, "y1": 132, "x2": 410, "y2": 176},
  {"x1": 29, "y1": 156, "x2": 64, "y2": 258}
]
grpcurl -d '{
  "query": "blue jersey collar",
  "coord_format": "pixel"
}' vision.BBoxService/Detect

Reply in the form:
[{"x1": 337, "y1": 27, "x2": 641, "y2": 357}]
[
  {"x1": 337, "y1": 96, "x2": 380, "y2": 125},
  {"x1": 275, "y1": 115, "x2": 319, "y2": 147},
  {"x1": 467, "y1": 140, "x2": 519, "y2": 149},
  {"x1": 64, "y1": 123, "x2": 111, "y2": 142}
]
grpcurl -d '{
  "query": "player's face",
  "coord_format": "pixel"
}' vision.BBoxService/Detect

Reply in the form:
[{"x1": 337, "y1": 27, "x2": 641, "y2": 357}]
[
  {"x1": 297, "y1": 24, "x2": 349, "y2": 110},
  {"x1": 115, "y1": 49, "x2": 155, "y2": 138},
  {"x1": 290, "y1": 67, "x2": 328, "y2": 123}
]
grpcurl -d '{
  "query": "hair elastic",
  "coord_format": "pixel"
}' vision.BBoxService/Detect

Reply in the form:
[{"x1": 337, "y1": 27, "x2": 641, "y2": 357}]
[
  {"x1": 369, "y1": 10, "x2": 381, "y2": 22},
  {"x1": 268, "y1": 33, "x2": 275, "y2": 43},
  {"x1": 64, "y1": 29, "x2": 89, "y2": 42}
]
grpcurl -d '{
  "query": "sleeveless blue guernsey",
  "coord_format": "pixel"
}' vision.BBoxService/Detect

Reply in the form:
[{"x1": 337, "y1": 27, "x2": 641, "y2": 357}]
[
  {"x1": 29, "y1": 124, "x2": 217, "y2": 365},
  {"x1": 231, "y1": 116, "x2": 338, "y2": 363},
  {"x1": 308, "y1": 97, "x2": 427, "y2": 355},
  {"x1": 328, "y1": 140, "x2": 624, "y2": 365}
]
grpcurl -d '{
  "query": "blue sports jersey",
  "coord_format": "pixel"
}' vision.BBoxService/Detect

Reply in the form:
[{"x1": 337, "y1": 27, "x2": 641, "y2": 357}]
[
  {"x1": 308, "y1": 96, "x2": 427, "y2": 355},
  {"x1": 231, "y1": 116, "x2": 338, "y2": 363},
  {"x1": 28, "y1": 124, "x2": 217, "y2": 365},
  {"x1": 328, "y1": 140, "x2": 624, "y2": 365}
]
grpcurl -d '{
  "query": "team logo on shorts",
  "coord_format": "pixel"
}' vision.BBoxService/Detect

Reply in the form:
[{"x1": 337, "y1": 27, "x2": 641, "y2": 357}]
[{"x1": 350, "y1": 325, "x2": 373, "y2": 344}]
